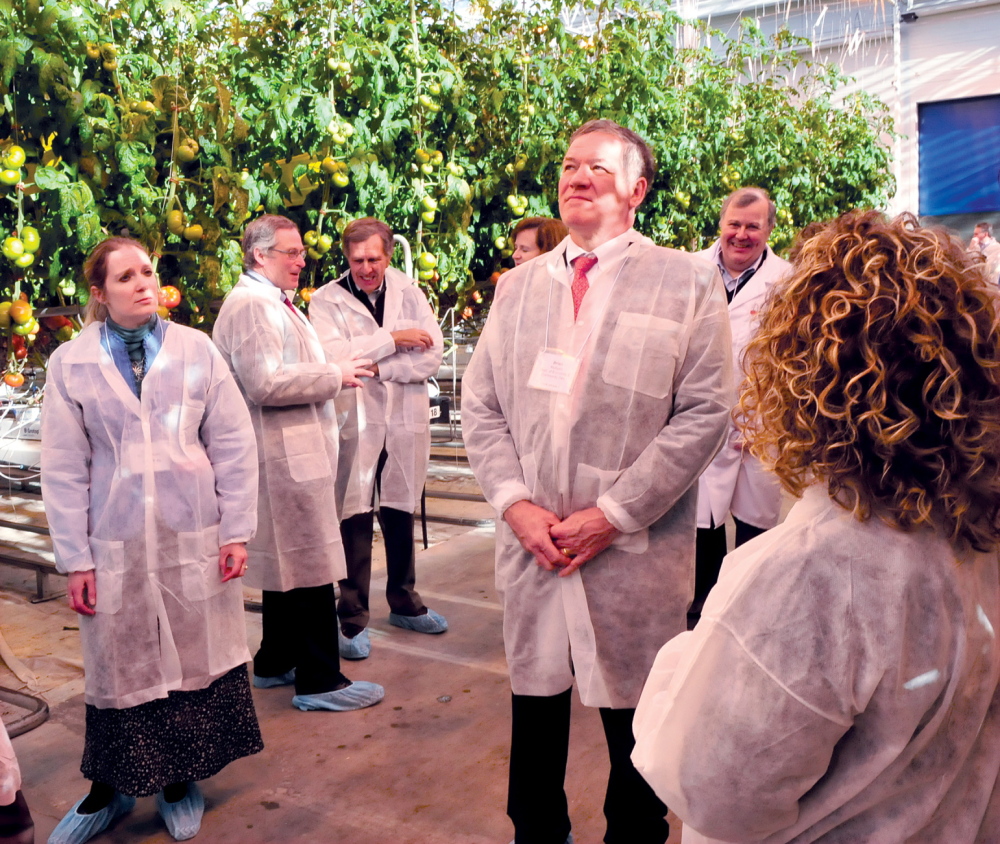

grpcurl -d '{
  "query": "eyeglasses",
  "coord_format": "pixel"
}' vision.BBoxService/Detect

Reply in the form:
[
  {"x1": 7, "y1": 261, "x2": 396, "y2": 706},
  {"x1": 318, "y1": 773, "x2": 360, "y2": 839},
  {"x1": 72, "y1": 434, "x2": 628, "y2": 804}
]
[{"x1": 268, "y1": 247, "x2": 308, "y2": 260}]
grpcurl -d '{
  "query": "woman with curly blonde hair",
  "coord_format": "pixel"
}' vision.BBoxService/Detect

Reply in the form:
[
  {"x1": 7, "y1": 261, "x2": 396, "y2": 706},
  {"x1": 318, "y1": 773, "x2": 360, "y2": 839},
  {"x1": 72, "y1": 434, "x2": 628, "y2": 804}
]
[{"x1": 632, "y1": 211, "x2": 1000, "y2": 843}]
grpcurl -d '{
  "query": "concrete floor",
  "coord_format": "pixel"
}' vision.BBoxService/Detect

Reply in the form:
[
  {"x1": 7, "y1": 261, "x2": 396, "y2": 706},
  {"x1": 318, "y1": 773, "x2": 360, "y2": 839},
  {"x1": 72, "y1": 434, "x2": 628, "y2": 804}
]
[{"x1": 1, "y1": 523, "x2": 683, "y2": 844}]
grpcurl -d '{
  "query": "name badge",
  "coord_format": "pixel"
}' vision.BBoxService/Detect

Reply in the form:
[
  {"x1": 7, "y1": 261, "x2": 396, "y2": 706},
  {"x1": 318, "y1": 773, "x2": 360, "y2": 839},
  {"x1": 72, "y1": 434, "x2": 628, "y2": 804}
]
[{"x1": 527, "y1": 348, "x2": 581, "y2": 394}]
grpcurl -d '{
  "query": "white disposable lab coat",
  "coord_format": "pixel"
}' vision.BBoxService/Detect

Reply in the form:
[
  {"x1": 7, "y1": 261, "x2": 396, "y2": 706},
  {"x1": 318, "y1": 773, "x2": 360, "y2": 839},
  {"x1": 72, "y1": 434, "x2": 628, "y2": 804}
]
[
  {"x1": 212, "y1": 274, "x2": 348, "y2": 592},
  {"x1": 633, "y1": 485, "x2": 1000, "y2": 843},
  {"x1": 0, "y1": 718, "x2": 19, "y2": 806},
  {"x1": 41, "y1": 320, "x2": 258, "y2": 710},
  {"x1": 310, "y1": 267, "x2": 443, "y2": 518},
  {"x1": 695, "y1": 243, "x2": 788, "y2": 530},
  {"x1": 463, "y1": 233, "x2": 733, "y2": 708}
]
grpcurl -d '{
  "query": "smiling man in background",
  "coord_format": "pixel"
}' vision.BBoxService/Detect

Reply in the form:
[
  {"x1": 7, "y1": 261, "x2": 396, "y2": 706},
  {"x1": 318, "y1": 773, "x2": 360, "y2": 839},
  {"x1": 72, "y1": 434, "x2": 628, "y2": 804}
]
[
  {"x1": 690, "y1": 187, "x2": 790, "y2": 624},
  {"x1": 462, "y1": 120, "x2": 733, "y2": 844},
  {"x1": 310, "y1": 218, "x2": 446, "y2": 661}
]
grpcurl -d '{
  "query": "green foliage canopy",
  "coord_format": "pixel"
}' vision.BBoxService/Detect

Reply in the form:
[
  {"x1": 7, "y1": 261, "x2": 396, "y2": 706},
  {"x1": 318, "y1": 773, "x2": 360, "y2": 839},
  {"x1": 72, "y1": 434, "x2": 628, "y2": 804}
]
[{"x1": 0, "y1": 0, "x2": 894, "y2": 335}]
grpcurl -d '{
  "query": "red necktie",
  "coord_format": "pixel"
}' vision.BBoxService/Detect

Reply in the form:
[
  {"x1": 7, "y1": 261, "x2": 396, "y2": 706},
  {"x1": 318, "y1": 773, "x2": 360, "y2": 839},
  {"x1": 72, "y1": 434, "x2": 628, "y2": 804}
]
[
  {"x1": 283, "y1": 294, "x2": 298, "y2": 314},
  {"x1": 571, "y1": 253, "x2": 597, "y2": 319}
]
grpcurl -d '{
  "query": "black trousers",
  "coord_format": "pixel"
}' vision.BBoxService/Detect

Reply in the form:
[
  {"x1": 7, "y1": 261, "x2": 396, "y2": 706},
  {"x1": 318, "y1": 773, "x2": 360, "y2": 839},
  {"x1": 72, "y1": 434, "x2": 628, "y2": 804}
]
[
  {"x1": 691, "y1": 516, "x2": 768, "y2": 621},
  {"x1": 253, "y1": 584, "x2": 349, "y2": 695},
  {"x1": 507, "y1": 690, "x2": 669, "y2": 844},
  {"x1": 337, "y1": 448, "x2": 425, "y2": 636}
]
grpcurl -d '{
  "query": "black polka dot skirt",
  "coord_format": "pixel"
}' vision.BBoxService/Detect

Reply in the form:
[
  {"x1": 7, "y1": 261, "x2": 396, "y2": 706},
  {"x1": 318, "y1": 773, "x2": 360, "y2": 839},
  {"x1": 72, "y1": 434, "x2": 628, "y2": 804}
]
[{"x1": 81, "y1": 664, "x2": 263, "y2": 797}]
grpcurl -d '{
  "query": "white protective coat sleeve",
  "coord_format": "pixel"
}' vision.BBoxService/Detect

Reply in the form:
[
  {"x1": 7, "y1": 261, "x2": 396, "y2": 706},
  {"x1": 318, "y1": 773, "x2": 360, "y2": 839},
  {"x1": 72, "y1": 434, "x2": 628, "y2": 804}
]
[
  {"x1": 41, "y1": 356, "x2": 96, "y2": 573},
  {"x1": 0, "y1": 717, "x2": 20, "y2": 806},
  {"x1": 375, "y1": 299, "x2": 443, "y2": 384},
  {"x1": 223, "y1": 293, "x2": 344, "y2": 407},
  {"x1": 596, "y1": 282, "x2": 734, "y2": 533},
  {"x1": 311, "y1": 299, "x2": 397, "y2": 364},
  {"x1": 632, "y1": 623, "x2": 850, "y2": 841},
  {"x1": 459, "y1": 300, "x2": 533, "y2": 516},
  {"x1": 197, "y1": 344, "x2": 259, "y2": 545}
]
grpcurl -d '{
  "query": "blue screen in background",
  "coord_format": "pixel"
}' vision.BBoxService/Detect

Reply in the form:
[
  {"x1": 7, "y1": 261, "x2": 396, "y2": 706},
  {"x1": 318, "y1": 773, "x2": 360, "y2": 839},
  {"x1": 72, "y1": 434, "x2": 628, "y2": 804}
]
[{"x1": 919, "y1": 95, "x2": 1000, "y2": 216}]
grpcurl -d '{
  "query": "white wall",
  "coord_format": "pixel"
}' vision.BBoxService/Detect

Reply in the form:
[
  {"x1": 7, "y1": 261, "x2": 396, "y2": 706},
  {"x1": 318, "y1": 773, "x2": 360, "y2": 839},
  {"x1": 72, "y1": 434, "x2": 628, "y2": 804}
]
[{"x1": 685, "y1": 0, "x2": 1000, "y2": 219}]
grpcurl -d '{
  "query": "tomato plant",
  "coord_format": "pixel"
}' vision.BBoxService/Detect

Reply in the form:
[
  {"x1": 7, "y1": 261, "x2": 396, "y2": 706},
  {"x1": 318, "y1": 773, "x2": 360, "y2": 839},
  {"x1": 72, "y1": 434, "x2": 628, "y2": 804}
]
[{"x1": 0, "y1": 0, "x2": 894, "y2": 343}]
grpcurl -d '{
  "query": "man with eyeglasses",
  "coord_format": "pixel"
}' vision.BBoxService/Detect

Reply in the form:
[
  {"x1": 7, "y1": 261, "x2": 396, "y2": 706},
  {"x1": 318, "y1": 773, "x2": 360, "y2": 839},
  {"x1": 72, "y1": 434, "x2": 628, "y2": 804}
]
[{"x1": 213, "y1": 214, "x2": 385, "y2": 713}]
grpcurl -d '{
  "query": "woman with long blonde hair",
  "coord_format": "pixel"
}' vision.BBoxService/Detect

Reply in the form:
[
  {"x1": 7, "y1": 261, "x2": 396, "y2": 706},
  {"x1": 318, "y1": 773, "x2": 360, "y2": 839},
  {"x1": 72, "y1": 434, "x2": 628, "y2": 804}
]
[{"x1": 633, "y1": 211, "x2": 1000, "y2": 843}]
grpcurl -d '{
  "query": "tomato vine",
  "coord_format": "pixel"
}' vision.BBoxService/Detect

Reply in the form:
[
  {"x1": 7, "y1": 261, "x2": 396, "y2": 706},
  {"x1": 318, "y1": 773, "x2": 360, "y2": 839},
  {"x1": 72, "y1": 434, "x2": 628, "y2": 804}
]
[{"x1": 1, "y1": 0, "x2": 894, "y2": 342}]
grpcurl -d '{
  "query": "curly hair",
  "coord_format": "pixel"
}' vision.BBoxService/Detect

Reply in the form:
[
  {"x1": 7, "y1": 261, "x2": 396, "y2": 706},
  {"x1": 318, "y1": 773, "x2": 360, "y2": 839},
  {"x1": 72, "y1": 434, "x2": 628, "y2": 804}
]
[{"x1": 739, "y1": 210, "x2": 1000, "y2": 550}]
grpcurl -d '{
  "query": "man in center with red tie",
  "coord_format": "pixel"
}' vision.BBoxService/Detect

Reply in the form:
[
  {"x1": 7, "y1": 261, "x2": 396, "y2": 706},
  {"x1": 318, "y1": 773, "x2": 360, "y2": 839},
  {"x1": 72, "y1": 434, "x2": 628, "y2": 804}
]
[{"x1": 463, "y1": 120, "x2": 734, "y2": 844}]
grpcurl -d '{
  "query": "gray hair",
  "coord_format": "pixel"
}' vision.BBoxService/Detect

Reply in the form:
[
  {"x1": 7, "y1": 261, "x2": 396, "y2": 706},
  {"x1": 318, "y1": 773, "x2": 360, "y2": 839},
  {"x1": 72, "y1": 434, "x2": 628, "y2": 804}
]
[
  {"x1": 720, "y1": 187, "x2": 777, "y2": 230},
  {"x1": 569, "y1": 119, "x2": 656, "y2": 192},
  {"x1": 242, "y1": 214, "x2": 300, "y2": 270}
]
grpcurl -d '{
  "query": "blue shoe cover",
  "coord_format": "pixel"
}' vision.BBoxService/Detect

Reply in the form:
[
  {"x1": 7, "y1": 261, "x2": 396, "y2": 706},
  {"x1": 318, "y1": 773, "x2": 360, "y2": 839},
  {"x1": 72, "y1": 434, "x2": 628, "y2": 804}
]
[
  {"x1": 48, "y1": 791, "x2": 135, "y2": 844},
  {"x1": 155, "y1": 782, "x2": 204, "y2": 841},
  {"x1": 292, "y1": 681, "x2": 385, "y2": 711},
  {"x1": 252, "y1": 668, "x2": 295, "y2": 688},
  {"x1": 339, "y1": 628, "x2": 371, "y2": 660},
  {"x1": 388, "y1": 608, "x2": 448, "y2": 634}
]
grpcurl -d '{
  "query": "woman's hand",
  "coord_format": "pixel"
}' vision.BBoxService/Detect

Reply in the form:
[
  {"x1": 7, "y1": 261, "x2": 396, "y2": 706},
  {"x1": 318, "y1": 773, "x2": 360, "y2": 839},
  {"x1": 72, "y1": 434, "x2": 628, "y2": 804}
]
[
  {"x1": 219, "y1": 543, "x2": 249, "y2": 582},
  {"x1": 68, "y1": 571, "x2": 97, "y2": 616}
]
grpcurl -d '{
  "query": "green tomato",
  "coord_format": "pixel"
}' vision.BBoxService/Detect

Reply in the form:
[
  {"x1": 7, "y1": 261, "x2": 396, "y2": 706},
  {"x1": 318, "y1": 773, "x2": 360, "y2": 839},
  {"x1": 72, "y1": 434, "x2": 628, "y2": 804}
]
[
  {"x1": 318, "y1": 234, "x2": 334, "y2": 253},
  {"x1": 20, "y1": 227, "x2": 40, "y2": 253},
  {"x1": 428, "y1": 83, "x2": 441, "y2": 96},
  {"x1": 429, "y1": 150, "x2": 443, "y2": 167},
  {"x1": 420, "y1": 196, "x2": 438, "y2": 212},
  {"x1": 417, "y1": 251, "x2": 438, "y2": 270},
  {"x1": 304, "y1": 230, "x2": 319, "y2": 247},
  {"x1": 332, "y1": 171, "x2": 350, "y2": 188},
  {"x1": 14, "y1": 252, "x2": 34, "y2": 269},
  {"x1": 12, "y1": 322, "x2": 33, "y2": 336},
  {"x1": 494, "y1": 236, "x2": 506, "y2": 250},
  {"x1": 2, "y1": 237, "x2": 24, "y2": 260},
  {"x1": 420, "y1": 162, "x2": 434, "y2": 176},
  {"x1": 0, "y1": 169, "x2": 21, "y2": 187},
  {"x1": 417, "y1": 268, "x2": 435, "y2": 281},
  {"x1": 2, "y1": 146, "x2": 26, "y2": 169},
  {"x1": 420, "y1": 210, "x2": 436, "y2": 224}
]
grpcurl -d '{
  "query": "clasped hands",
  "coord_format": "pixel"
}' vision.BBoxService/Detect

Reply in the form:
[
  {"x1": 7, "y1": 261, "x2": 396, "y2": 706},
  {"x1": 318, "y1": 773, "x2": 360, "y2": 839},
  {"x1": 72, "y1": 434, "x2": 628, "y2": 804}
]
[{"x1": 503, "y1": 500, "x2": 620, "y2": 577}]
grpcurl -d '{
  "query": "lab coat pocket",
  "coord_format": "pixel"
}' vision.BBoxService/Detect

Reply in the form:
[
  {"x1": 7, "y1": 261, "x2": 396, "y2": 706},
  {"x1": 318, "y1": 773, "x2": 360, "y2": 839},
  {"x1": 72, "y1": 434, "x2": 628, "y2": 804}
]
[
  {"x1": 178, "y1": 526, "x2": 227, "y2": 601},
  {"x1": 402, "y1": 389, "x2": 430, "y2": 434},
  {"x1": 89, "y1": 537, "x2": 125, "y2": 615},
  {"x1": 282, "y1": 423, "x2": 333, "y2": 482},
  {"x1": 601, "y1": 312, "x2": 682, "y2": 400},
  {"x1": 572, "y1": 464, "x2": 649, "y2": 554}
]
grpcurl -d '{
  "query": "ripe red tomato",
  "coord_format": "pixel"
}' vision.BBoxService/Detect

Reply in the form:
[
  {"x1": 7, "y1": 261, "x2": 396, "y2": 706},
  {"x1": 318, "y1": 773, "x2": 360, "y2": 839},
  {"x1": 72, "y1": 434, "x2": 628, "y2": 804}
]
[
  {"x1": 158, "y1": 285, "x2": 182, "y2": 309},
  {"x1": 41, "y1": 315, "x2": 73, "y2": 331}
]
